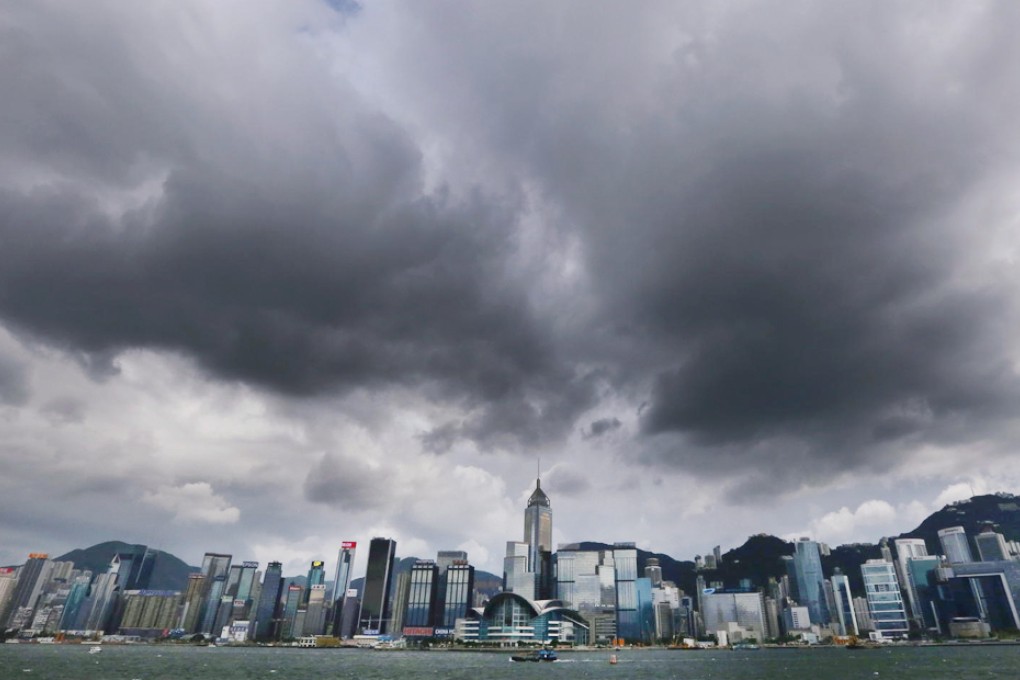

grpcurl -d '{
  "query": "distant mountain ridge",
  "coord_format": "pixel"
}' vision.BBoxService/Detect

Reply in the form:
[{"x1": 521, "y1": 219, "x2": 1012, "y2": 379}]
[
  {"x1": 40, "y1": 492, "x2": 1020, "y2": 595},
  {"x1": 55, "y1": 540, "x2": 197, "y2": 591}
]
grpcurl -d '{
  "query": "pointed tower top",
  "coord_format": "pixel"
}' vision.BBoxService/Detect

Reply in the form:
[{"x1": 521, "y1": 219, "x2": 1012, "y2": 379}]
[{"x1": 528, "y1": 476, "x2": 551, "y2": 508}]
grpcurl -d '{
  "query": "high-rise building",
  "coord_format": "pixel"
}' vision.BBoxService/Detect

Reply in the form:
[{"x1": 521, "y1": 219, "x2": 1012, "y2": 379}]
[
  {"x1": 503, "y1": 541, "x2": 533, "y2": 599},
  {"x1": 613, "y1": 543, "x2": 641, "y2": 642},
  {"x1": 701, "y1": 589, "x2": 767, "y2": 642},
  {"x1": 179, "y1": 574, "x2": 207, "y2": 632},
  {"x1": 196, "y1": 552, "x2": 231, "y2": 634},
  {"x1": 644, "y1": 558, "x2": 663, "y2": 587},
  {"x1": 975, "y1": 528, "x2": 1010, "y2": 562},
  {"x1": 524, "y1": 477, "x2": 554, "y2": 600},
  {"x1": 893, "y1": 538, "x2": 928, "y2": 626},
  {"x1": 304, "y1": 584, "x2": 328, "y2": 636},
  {"x1": 938, "y1": 527, "x2": 974, "y2": 564},
  {"x1": 280, "y1": 584, "x2": 303, "y2": 639},
  {"x1": 253, "y1": 562, "x2": 284, "y2": 641},
  {"x1": 359, "y1": 537, "x2": 396, "y2": 635},
  {"x1": 303, "y1": 560, "x2": 326, "y2": 606},
  {"x1": 200, "y1": 575, "x2": 228, "y2": 634},
  {"x1": 331, "y1": 542, "x2": 357, "y2": 636},
  {"x1": 904, "y1": 555, "x2": 942, "y2": 631},
  {"x1": 111, "y1": 547, "x2": 156, "y2": 591},
  {"x1": 2, "y1": 553, "x2": 50, "y2": 628},
  {"x1": 788, "y1": 539, "x2": 830, "y2": 625},
  {"x1": 404, "y1": 560, "x2": 439, "y2": 635},
  {"x1": 830, "y1": 572, "x2": 858, "y2": 636},
  {"x1": 861, "y1": 559, "x2": 909, "y2": 639},
  {"x1": 440, "y1": 562, "x2": 474, "y2": 630},
  {"x1": 390, "y1": 572, "x2": 411, "y2": 637},
  {"x1": 435, "y1": 550, "x2": 468, "y2": 628}
]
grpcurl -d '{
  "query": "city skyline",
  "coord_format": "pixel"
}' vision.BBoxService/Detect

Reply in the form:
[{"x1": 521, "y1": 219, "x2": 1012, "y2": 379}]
[{"x1": 3, "y1": 1, "x2": 1020, "y2": 577}]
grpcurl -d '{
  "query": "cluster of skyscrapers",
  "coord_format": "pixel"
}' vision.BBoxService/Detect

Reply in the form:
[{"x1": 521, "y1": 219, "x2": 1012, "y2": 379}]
[{"x1": 4, "y1": 484, "x2": 1020, "y2": 646}]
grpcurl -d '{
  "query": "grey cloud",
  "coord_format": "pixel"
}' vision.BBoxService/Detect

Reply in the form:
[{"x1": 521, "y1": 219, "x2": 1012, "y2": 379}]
[
  {"x1": 0, "y1": 2, "x2": 598, "y2": 451},
  {"x1": 4, "y1": 0, "x2": 1020, "y2": 500},
  {"x1": 304, "y1": 453, "x2": 389, "y2": 511},
  {"x1": 40, "y1": 396, "x2": 87, "y2": 424},
  {"x1": 368, "y1": 2, "x2": 1020, "y2": 487},
  {"x1": 0, "y1": 352, "x2": 30, "y2": 406},
  {"x1": 544, "y1": 468, "x2": 590, "y2": 496},
  {"x1": 584, "y1": 417, "x2": 621, "y2": 439}
]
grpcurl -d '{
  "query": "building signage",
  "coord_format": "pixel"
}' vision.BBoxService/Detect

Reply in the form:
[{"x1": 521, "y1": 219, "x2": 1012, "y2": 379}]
[
  {"x1": 312, "y1": 560, "x2": 324, "y2": 567},
  {"x1": 363, "y1": 628, "x2": 380, "y2": 635},
  {"x1": 434, "y1": 627, "x2": 455, "y2": 637},
  {"x1": 242, "y1": 561, "x2": 259, "y2": 568},
  {"x1": 403, "y1": 626, "x2": 434, "y2": 637},
  {"x1": 341, "y1": 541, "x2": 357, "y2": 549},
  {"x1": 28, "y1": 553, "x2": 49, "y2": 559}
]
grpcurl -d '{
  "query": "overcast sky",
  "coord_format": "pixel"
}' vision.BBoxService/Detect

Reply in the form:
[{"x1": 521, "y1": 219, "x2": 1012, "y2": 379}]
[{"x1": 2, "y1": 0, "x2": 1020, "y2": 577}]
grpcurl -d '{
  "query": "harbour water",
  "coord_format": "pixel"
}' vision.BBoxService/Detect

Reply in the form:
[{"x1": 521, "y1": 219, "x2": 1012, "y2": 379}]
[{"x1": 2, "y1": 644, "x2": 1020, "y2": 680}]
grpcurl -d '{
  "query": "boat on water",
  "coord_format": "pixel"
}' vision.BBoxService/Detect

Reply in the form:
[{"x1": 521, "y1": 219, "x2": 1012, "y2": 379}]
[
  {"x1": 88, "y1": 646, "x2": 102, "y2": 655},
  {"x1": 510, "y1": 648, "x2": 558, "y2": 662},
  {"x1": 731, "y1": 642, "x2": 760, "y2": 650}
]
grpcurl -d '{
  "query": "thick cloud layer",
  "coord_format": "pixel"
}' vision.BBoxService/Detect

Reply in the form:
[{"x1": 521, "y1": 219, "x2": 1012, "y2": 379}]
[{"x1": 3, "y1": 1, "x2": 1020, "y2": 567}]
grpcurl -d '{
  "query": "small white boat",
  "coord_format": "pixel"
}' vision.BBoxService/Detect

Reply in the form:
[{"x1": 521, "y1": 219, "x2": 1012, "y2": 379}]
[{"x1": 88, "y1": 646, "x2": 102, "y2": 655}]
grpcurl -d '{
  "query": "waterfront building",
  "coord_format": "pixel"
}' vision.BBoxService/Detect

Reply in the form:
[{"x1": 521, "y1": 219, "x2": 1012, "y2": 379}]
[
  {"x1": 830, "y1": 572, "x2": 858, "y2": 636},
  {"x1": 200, "y1": 575, "x2": 228, "y2": 634},
  {"x1": 390, "y1": 571, "x2": 411, "y2": 637},
  {"x1": 946, "y1": 560, "x2": 1020, "y2": 632},
  {"x1": 83, "y1": 571, "x2": 119, "y2": 632},
  {"x1": 614, "y1": 543, "x2": 641, "y2": 641},
  {"x1": 57, "y1": 574, "x2": 91, "y2": 631},
  {"x1": 784, "y1": 605, "x2": 810, "y2": 633},
  {"x1": 701, "y1": 589, "x2": 767, "y2": 643},
  {"x1": 1, "y1": 553, "x2": 50, "y2": 627},
  {"x1": 359, "y1": 537, "x2": 397, "y2": 635},
  {"x1": 893, "y1": 538, "x2": 929, "y2": 626},
  {"x1": 905, "y1": 556, "x2": 943, "y2": 631},
  {"x1": 281, "y1": 584, "x2": 303, "y2": 639},
  {"x1": 459, "y1": 592, "x2": 589, "y2": 645},
  {"x1": 440, "y1": 561, "x2": 474, "y2": 631},
  {"x1": 253, "y1": 561, "x2": 284, "y2": 641},
  {"x1": 435, "y1": 549, "x2": 468, "y2": 631},
  {"x1": 331, "y1": 542, "x2": 357, "y2": 636},
  {"x1": 337, "y1": 588, "x2": 360, "y2": 638},
  {"x1": 554, "y1": 547, "x2": 618, "y2": 643},
  {"x1": 118, "y1": 590, "x2": 181, "y2": 634},
  {"x1": 852, "y1": 596, "x2": 873, "y2": 632},
  {"x1": 938, "y1": 527, "x2": 974, "y2": 564},
  {"x1": 403, "y1": 560, "x2": 439, "y2": 637},
  {"x1": 304, "y1": 584, "x2": 328, "y2": 635},
  {"x1": 789, "y1": 539, "x2": 830, "y2": 625},
  {"x1": 861, "y1": 559, "x2": 909, "y2": 639},
  {"x1": 179, "y1": 573, "x2": 207, "y2": 632}
]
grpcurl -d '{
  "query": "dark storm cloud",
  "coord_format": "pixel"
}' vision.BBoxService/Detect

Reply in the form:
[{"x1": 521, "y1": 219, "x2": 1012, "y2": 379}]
[
  {"x1": 370, "y1": 1, "x2": 1020, "y2": 480},
  {"x1": 0, "y1": 2, "x2": 597, "y2": 450},
  {"x1": 4, "y1": 0, "x2": 1020, "y2": 493}
]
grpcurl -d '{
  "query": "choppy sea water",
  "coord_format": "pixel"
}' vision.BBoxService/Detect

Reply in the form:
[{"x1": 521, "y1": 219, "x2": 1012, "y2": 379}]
[{"x1": 3, "y1": 645, "x2": 1020, "y2": 680}]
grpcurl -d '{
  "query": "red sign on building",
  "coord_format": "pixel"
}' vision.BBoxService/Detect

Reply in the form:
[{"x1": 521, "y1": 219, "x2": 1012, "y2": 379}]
[{"x1": 403, "y1": 626, "x2": 435, "y2": 637}]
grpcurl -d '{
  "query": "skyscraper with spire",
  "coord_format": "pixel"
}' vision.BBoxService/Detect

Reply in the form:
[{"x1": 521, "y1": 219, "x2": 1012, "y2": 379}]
[{"x1": 525, "y1": 476, "x2": 553, "y2": 599}]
